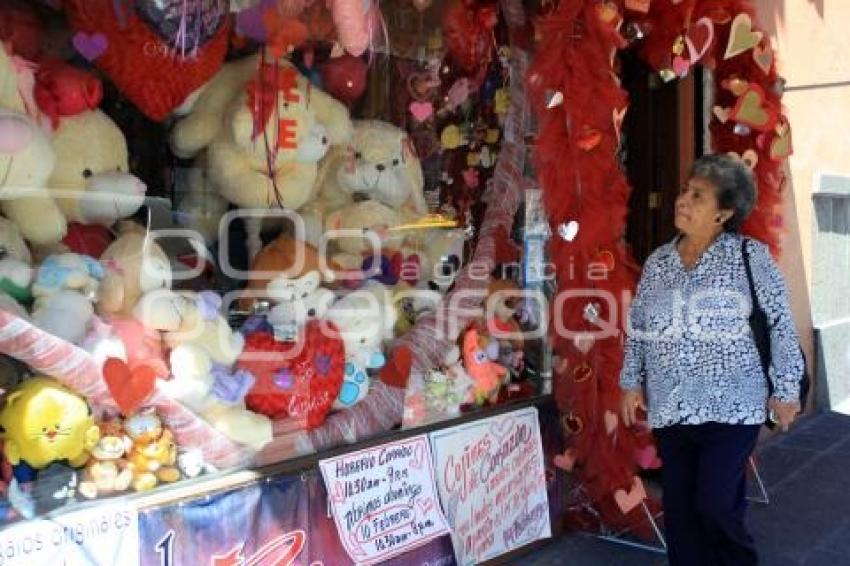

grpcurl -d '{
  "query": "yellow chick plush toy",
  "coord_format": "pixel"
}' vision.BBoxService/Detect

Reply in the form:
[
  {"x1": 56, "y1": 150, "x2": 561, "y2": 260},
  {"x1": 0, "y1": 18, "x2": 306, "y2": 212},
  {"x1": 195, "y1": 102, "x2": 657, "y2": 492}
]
[{"x1": 0, "y1": 377, "x2": 100, "y2": 472}]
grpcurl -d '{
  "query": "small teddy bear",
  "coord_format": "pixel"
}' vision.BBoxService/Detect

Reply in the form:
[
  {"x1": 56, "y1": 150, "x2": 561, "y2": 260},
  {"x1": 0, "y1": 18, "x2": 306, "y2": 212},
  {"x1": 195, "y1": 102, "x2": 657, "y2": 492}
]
[
  {"x1": 78, "y1": 418, "x2": 133, "y2": 499},
  {"x1": 123, "y1": 410, "x2": 181, "y2": 492},
  {"x1": 31, "y1": 252, "x2": 104, "y2": 344},
  {"x1": 266, "y1": 271, "x2": 335, "y2": 340}
]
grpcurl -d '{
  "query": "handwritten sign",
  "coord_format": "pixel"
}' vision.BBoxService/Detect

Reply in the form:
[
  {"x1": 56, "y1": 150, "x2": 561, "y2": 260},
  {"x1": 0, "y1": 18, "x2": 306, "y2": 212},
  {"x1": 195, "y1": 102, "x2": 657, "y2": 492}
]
[
  {"x1": 319, "y1": 435, "x2": 451, "y2": 565},
  {"x1": 429, "y1": 407, "x2": 551, "y2": 565},
  {"x1": 0, "y1": 502, "x2": 138, "y2": 566}
]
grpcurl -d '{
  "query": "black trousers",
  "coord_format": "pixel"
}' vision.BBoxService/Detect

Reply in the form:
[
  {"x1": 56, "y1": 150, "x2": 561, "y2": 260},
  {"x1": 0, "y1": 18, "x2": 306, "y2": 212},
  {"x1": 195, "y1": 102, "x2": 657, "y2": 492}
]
[{"x1": 654, "y1": 423, "x2": 761, "y2": 566}]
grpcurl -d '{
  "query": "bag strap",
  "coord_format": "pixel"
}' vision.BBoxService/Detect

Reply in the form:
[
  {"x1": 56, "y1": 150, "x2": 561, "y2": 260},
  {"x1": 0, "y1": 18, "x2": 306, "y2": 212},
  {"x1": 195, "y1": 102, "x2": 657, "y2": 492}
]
[{"x1": 741, "y1": 238, "x2": 758, "y2": 309}]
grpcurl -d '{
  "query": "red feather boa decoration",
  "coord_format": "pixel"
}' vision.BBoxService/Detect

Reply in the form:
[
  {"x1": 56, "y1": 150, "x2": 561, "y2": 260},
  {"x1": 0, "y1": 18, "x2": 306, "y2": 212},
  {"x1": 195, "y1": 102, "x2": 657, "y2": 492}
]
[{"x1": 529, "y1": 0, "x2": 792, "y2": 538}]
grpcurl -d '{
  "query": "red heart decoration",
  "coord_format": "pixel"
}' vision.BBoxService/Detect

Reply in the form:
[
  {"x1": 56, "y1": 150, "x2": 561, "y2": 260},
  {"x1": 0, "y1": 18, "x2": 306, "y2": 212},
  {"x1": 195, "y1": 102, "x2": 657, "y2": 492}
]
[
  {"x1": 240, "y1": 320, "x2": 345, "y2": 429},
  {"x1": 63, "y1": 0, "x2": 231, "y2": 121},
  {"x1": 379, "y1": 346, "x2": 414, "y2": 388},
  {"x1": 103, "y1": 357, "x2": 156, "y2": 416}
]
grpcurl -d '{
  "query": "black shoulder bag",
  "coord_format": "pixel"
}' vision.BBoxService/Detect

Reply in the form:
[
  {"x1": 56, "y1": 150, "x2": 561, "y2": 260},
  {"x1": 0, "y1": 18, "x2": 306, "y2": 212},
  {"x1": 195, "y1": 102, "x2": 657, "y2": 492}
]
[{"x1": 741, "y1": 239, "x2": 810, "y2": 428}]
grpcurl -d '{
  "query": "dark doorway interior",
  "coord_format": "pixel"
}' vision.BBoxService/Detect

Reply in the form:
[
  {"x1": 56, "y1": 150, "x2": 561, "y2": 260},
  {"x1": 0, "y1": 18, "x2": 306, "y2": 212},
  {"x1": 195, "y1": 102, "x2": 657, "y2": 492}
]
[{"x1": 620, "y1": 49, "x2": 704, "y2": 264}]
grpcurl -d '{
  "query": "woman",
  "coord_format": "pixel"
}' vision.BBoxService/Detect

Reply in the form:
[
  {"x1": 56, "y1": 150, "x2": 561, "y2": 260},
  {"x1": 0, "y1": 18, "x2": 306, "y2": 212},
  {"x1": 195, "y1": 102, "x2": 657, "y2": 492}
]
[{"x1": 619, "y1": 154, "x2": 804, "y2": 565}]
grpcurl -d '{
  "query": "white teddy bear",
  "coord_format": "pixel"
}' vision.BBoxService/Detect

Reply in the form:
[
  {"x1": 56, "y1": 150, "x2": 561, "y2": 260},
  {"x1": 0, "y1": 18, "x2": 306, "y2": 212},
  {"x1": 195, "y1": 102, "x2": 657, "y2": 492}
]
[
  {"x1": 326, "y1": 281, "x2": 397, "y2": 409},
  {"x1": 134, "y1": 289, "x2": 272, "y2": 451},
  {"x1": 265, "y1": 271, "x2": 335, "y2": 340}
]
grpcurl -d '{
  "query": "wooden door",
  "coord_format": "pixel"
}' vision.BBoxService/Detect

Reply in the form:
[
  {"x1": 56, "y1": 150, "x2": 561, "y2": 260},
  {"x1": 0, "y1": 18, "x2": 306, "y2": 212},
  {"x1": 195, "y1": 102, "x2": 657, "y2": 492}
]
[{"x1": 620, "y1": 50, "x2": 702, "y2": 265}]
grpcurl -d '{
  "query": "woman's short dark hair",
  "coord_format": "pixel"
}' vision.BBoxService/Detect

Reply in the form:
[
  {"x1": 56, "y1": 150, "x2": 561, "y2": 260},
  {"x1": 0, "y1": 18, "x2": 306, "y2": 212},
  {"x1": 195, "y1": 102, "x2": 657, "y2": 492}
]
[{"x1": 689, "y1": 153, "x2": 757, "y2": 233}]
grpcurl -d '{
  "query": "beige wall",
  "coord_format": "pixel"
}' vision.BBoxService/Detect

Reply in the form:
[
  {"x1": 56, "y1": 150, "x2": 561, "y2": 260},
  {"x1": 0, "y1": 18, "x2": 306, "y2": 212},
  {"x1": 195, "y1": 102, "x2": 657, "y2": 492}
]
[{"x1": 753, "y1": 1, "x2": 850, "y2": 404}]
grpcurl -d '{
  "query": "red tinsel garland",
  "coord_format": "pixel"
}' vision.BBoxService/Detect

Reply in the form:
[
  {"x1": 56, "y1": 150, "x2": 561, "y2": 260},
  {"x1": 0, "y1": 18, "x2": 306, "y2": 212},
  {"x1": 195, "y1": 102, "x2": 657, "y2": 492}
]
[{"x1": 529, "y1": 0, "x2": 792, "y2": 538}]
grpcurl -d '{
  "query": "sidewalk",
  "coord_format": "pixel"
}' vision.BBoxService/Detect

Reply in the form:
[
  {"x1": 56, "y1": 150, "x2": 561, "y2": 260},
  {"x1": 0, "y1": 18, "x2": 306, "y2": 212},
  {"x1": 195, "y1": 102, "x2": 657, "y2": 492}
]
[{"x1": 511, "y1": 411, "x2": 850, "y2": 566}]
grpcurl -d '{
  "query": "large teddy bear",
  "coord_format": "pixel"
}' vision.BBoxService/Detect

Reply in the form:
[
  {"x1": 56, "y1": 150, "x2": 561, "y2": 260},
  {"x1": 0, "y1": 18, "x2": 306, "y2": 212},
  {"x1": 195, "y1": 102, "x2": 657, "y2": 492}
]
[
  {"x1": 170, "y1": 55, "x2": 353, "y2": 260},
  {"x1": 134, "y1": 289, "x2": 272, "y2": 450},
  {"x1": 0, "y1": 45, "x2": 67, "y2": 246},
  {"x1": 38, "y1": 64, "x2": 147, "y2": 241},
  {"x1": 300, "y1": 120, "x2": 428, "y2": 245}
]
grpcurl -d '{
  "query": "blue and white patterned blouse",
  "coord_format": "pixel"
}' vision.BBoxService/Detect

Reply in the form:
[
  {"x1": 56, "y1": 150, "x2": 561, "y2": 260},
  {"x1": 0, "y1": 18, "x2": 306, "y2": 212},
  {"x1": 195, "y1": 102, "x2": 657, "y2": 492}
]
[{"x1": 619, "y1": 232, "x2": 804, "y2": 428}]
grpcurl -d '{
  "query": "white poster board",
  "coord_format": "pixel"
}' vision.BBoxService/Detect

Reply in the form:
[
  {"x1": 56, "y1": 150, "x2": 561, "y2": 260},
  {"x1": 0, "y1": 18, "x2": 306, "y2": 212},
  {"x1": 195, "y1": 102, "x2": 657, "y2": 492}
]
[
  {"x1": 0, "y1": 501, "x2": 139, "y2": 566},
  {"x1": 429, "y1": 407, "x2": 551, "y2": 565},
  {"x1": 319, "y1": 434, "x2": 451, "y2": 565}
]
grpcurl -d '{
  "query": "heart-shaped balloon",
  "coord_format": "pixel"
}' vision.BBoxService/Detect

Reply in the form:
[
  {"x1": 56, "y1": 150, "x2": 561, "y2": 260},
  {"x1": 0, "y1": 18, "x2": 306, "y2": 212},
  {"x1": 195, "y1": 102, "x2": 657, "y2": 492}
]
[
  {"x1": 103, "y1": 357, "x2": 156, "y2": 416},
  {"x1": 134, "y1": 0, "x2": 229, "y2": 51},
  {"x1": 240, "y1": 320, "x2": 345, "y2": 429}
]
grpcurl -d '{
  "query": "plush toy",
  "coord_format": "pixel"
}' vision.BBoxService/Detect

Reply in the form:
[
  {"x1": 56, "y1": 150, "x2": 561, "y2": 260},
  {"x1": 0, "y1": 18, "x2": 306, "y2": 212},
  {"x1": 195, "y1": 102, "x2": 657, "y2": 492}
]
[
  {"x1": 0, "y1": 377, "x2": 100, "y2": 482},
  {"x1": 83, "y1": 315, "x2": 170, "y2": 380},
  {"x1": 391, "y1": 283, "x2": 441, "y2": 335},
  {"x1": 78, "y1": 417, "x2": 133, "y2": 499},
  {"x1": 238, "y1": 234, "x2": 336, "y2": 311},
  {"x1": 240, "y1": 320, "x2": 345, "y2": 428},
  {"x1": 63, "y1": 0, "x2": 232, "y2": 122},
  {"x1": 134, "y1": 289, "x2": 273, "y2": 450},
  {"x1": 97, "y1": 222, "x2": 172, "y2": 318},
  {"x1": 422, "y1": 229, "x2": 466, "y2": 294},
  {"x1": 123, "y1": 410, "x2": 180, "y2": 491},
  {"x1": 37, "y1": 64, "x2": 147, "y2": 235},
  {"x1": 423, "y1": 346, "x2": 474, "y2": 415},
  {"x1": 326, "y1": 281, "x2": 397, "y2": 409},
  {"x1": 300, "y1": 120, "x2": 427, "y2": 245},
  {"x1": 0, "y1": 45, "x2": 67, "y2": 245},
  {"x1": 485, "y1": 278, "x2": 524, "y2": 375},
  {"x1": 0, "y1": 216, "x2": 34, "y2": 316},
  {"x1": 323, "y1": 200, "x2": 403, "y2": 271},
  {"x1": 176, "y1": 448, "x2": 216, "y2": 479},
  {"x1": 462, "y1": 326, "x2": 506, "y2": 405},
  {"x1": 170, "y1": 55, "x2": 353, "y2": 259},
  {"x1": 31, "y1": 253, "x2": 104, "y2": 344},
  {"x1": 266, "y1": 271, "x2": 335, "y2": 340}
]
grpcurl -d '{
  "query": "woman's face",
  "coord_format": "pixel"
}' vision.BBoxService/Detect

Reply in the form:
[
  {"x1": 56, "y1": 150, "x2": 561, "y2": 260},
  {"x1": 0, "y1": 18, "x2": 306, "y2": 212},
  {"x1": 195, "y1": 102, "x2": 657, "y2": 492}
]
[{"x1": 674, "y1": 176, "x2": 730, "y2": 238}]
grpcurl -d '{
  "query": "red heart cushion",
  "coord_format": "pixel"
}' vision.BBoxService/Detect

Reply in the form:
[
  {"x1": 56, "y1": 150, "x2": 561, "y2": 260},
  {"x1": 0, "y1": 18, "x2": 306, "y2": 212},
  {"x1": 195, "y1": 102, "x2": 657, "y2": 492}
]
[
  {"x1": 103, "y1": 357, "x2": 156, "y2": 416},
  {"x1": 239, "y1": 320, "x2": 345, "y2": 429},
  {"x1": 63, "y1": 0, "x2": 231, "y2": 122}
]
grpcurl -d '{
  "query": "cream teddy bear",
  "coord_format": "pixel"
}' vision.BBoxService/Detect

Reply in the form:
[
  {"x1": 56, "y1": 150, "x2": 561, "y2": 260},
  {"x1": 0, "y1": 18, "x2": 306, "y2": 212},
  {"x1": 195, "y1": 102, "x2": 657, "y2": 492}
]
[
  {"x1": 170, "y1": 55, "x2": 353, "y2": 260},
  {"x1": 134, "y1": 289, "x2": 272, "y2": 450},
  {"x1": 265, "y1": 271, "x2": 335, "y2": 340},
  {"x1": 46, "y1": 105, "x2": 147, "y2": 233},
  {"x1": 0, "y1": 46, "x2": 67, "y2": 246},
  {"x1": 300, "y1": 120, "x2": 428, "y2": 245}
]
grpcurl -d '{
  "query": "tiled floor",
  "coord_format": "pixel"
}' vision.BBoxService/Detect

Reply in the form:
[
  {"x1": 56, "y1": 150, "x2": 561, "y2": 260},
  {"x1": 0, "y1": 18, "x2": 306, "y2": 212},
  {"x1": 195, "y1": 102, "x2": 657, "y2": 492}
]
[{"x1": 510, "y1": 411, "x2": 850, "y2": 566}]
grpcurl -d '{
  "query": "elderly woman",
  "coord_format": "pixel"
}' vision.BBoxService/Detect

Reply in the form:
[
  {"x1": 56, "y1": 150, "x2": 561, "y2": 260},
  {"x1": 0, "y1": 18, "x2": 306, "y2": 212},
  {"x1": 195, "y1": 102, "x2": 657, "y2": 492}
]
[{"x1": 619, "y1": 154, "x2": 804, "y2": 565}]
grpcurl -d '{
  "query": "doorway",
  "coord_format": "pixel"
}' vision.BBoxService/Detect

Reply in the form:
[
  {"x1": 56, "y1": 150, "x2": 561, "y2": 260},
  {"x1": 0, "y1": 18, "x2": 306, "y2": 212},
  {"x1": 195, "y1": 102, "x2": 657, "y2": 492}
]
[{"x1": 620, "y1": 49, "x2": 704, "y2": 265}]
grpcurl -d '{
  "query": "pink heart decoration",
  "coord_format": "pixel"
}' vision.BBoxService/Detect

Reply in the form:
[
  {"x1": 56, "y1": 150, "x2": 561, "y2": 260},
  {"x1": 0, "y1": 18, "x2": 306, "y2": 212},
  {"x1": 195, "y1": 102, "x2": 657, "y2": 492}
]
[
  {"x1": 685, "y1": 17, "x2": 715, "y2": 64},
  {"x1": 713, "y1": 105, "x2": 731, "y2": 123},
  {"x1": 71, "y1": 31, "x2": 108, "y2": 61},
  {"x1": 0, "y1": 116, "x2": 33, "y2": 153},
  {"x1": 614, "y1": 476, "x2": 647, "y2": 514},
  {"x1": 409, "y1": 101, "x2": 434, "y2": 122},
  {"x1": 604, "y1": 410, "x2": 618, "y2": 435},
  {"x1": 672, "y1": 56, "x2": 690, "y2": 77},
  {"x1": 553, "y1": 448, "x2": 577, "y2": 471},
  {"x1": 573, "y1": 333, "x2": 595, "y2": 354},
  {"x1": 634, "y1": 445, "x2": 661, "y2": 469}
]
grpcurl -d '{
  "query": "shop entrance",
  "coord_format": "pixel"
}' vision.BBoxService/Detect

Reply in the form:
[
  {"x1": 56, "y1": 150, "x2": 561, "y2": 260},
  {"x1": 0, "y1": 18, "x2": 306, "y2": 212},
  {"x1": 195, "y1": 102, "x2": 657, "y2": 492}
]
[{"x1": 620, "y1": 49, "x2": 704, "y2": 265}]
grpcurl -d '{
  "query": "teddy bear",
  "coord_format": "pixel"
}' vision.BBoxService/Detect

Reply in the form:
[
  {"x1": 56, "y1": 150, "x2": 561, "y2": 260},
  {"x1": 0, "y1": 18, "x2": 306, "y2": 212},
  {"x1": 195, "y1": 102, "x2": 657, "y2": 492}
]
[
  {"x1": 78, "y1": 417, "x2": 133, "y2": 499},
  {"x1": 299, "y1": 120, "x2": 428, "y2": 246},
  {"x1": 169, "y1": 55, "x2": 353, "y2": 260},
  {"x1": 266, "y1": 271, "x2": 335, "y2": 341},
  {"x1": 0, "y1": 216, "x2": 34, "y2": 318},
  {"x1": 96, "y1": 221, "x2": 172, "y2": 318},
  {"x1": 423, "y1": 346, "x2": 475, "y2": 416},
  {"x1": 35, "y1": 63, "x2": 147, "y2": 241},
  {"x1": 122, "y1": 410, "x2": 181, "y2": 492},
  {"x1": 0, "y1": 377, "x2": 101, "y2": 485},
  {"x1": 31, "y1": 252, "x2": 104, "y2": 344},
  {"x1": 0, "y1": 45, "x2": 67, "y2": 246},
  {"x1": 326, "y1": 281, "x2": 397, "y2": 409},
  {"x1": 237, "y1": 234, "x2": 337, "y2": 311},
  {"x1": 134, "y1": 289, "x2": 273, "y2": 450}
]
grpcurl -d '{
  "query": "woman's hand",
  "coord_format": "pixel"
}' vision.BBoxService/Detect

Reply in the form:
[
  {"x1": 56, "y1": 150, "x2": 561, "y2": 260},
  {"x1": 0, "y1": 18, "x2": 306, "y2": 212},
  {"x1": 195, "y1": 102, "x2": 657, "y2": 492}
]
[
  {"x1": 621, "y1": 388, "x2": 647, "y2": 428},
  {"x1": 768, "y1": 396, "x2": 801, "y2": 432}
]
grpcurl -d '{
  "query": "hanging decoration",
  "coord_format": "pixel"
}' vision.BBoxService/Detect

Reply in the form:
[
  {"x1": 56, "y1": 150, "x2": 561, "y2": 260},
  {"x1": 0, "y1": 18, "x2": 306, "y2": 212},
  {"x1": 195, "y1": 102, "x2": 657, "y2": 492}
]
[{"x1": 529, "y1": 0, "x2": 793, "y2": 539}]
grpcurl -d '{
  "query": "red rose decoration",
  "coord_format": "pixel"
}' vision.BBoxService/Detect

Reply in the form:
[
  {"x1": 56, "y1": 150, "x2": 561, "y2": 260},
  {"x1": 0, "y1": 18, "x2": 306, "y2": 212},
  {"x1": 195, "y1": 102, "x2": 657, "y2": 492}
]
[{"x1": 239, "y1": 320, "x2": 345, "y2": 429}]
